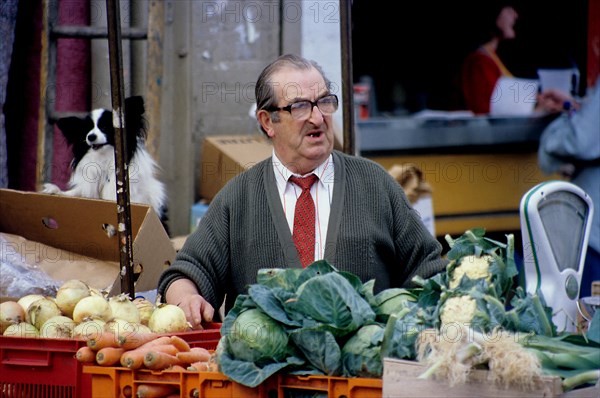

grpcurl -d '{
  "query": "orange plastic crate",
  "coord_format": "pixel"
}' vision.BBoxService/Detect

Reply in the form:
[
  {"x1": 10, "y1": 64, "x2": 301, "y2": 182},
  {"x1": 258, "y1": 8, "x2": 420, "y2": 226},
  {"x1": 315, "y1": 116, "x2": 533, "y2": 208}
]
[
  {"x1": 0, "y1": 323, "x2": 221, "y2": 398},
  {"x1": 277, "y1": 374, "x2": 382, "y2": 398},
  {"x1": 83, "y1": 366, "x2": 382, "y2": 398},
  {"x1": 83, "y1": 367, "x2": 268, "y2": 398}
]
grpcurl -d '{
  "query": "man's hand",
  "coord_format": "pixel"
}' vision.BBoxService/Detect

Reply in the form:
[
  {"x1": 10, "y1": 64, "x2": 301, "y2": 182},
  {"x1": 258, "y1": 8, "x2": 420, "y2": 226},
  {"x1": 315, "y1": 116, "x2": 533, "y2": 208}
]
[{"x1": 165, "y1": 278, "x2": 215, "y2": 330}]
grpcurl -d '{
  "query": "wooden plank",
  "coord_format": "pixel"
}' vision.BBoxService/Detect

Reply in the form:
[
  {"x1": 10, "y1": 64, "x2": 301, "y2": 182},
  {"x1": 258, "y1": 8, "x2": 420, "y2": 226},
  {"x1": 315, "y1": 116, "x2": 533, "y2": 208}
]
[
  {"x1": 562, "y1": 385, "x2": 600, "y2": 398},
  {"x1": 383, "y1": 358, "x2": 566, "y2": 398}
]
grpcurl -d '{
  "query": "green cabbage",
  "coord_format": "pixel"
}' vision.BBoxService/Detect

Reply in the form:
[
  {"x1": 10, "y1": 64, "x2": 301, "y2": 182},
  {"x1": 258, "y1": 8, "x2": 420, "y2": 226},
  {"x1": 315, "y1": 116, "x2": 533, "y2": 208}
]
[
  {"x1": 227, "y1": 308, "x2": 289, "y2": 364},
  {"x1": 341, "y1": 324, "x2": 385, "y2": 378},
  {"x1": 374, "y1": 288, "x2": 416, "y2": 321}
]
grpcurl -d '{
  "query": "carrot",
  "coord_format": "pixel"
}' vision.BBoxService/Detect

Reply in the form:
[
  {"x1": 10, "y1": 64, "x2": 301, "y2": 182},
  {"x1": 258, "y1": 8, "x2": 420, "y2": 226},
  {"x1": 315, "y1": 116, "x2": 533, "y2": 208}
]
[
  {"x1": 168, "y1": 335, "x2": 190, "y2": 352},
  {"x1": 166, "y1": 364, "x2": 187, "y2": 372},
  {"x1": 175, "y1": 347, "x2": 211, "y2": 364},
  {"x1": 135, "y1": 383, "x2": 177, "y2": 398},
  {"x1": 95, "y1": 346, "x2": 125, "y2": 366},
  {"x1": 135, "y1": 335, "x2": 172, "y2": 349},
  {"x1": 75, "y1": 346, "x2": 96, "y2": 363},
  {"x1": 86, "y1": 331, "x2": 120, "y2": 351},
  {"x1": 144, "y1": 351, "x2": 184, "y2": 370},
  {"x1": 187, "y1": 361, "x2": 209, "y2": 371},
  {"x1": 120, "y1": 344, "x2": 179, "y2": 369},
  {"x1": 207, "y1": 361, "x2": 219, "y2": 372},
  {"x1": 118, "y1": 331, "x2": 159, "y2": 350}
]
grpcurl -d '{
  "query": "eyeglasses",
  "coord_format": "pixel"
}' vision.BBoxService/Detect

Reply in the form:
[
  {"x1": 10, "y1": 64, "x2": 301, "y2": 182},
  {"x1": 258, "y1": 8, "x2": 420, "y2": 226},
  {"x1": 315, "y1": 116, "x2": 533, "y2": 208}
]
[{"x1": 267, "y1": 94, "x2": 339, "y2": 120}]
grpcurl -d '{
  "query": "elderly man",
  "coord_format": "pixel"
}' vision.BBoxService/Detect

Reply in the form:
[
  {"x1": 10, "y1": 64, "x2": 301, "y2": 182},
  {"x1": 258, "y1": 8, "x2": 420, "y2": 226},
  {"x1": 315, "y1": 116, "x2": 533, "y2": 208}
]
[{"x1": 157, "y1": 54, "x2": 447, "y2": 328}]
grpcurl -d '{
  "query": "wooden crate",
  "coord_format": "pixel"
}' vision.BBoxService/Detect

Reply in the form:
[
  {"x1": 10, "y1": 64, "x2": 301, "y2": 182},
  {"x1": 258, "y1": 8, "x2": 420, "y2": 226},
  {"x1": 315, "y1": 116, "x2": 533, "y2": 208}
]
[{"x1": 382, "y1": 358, "x2": 599, "y2": 398}]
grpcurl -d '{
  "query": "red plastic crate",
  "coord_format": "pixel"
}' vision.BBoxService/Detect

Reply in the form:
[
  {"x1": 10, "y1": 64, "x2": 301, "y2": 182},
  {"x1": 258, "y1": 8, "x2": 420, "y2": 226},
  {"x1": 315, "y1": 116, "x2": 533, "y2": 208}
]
[
  {"x1": 0, "y1": 335, "x2": 91, "y2": 398},
  {"x1": 83, "y1": 366, "x2": 383, "y2": 398},
  {"x1": 167, "y1": 322, "x2": 222, "y2": 350},
  {"x1": 0, "y1": 323, "x2": 221, "y2": 398}
]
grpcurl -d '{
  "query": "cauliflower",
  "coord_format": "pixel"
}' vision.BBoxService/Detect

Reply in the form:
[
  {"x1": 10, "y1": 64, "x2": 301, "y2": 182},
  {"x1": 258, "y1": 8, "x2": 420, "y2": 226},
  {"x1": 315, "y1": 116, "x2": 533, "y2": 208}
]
[
  {"x1": 439, "y1": 295, "x2": 477, "y2": 327},
  {"x1": 449, "y1": 254, "x2": 492, "y2": 289}
]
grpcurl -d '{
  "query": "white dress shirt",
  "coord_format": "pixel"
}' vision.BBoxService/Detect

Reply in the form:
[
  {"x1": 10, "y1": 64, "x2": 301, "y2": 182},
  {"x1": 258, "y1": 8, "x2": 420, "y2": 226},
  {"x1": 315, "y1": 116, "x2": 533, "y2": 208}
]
[{"x1": 272, "y1": 151, "x2": 334, "y2": 262}]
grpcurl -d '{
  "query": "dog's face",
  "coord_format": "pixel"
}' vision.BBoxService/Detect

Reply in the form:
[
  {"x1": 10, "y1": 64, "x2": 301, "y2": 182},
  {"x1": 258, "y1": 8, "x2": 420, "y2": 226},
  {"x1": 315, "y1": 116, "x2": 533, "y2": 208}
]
[
  {"x1": 56, "y1": 96, "x2": 146, "y2": 168},
  {"x1": 86, "y1": 108, "x2": 115, "y2": 149}
]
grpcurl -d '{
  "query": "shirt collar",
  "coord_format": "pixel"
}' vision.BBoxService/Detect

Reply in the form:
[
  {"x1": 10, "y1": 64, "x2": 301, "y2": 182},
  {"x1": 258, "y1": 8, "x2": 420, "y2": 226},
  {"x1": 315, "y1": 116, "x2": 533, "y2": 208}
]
[{"x1": 272, "y1": 150, "x2": 333, "y2": 189}]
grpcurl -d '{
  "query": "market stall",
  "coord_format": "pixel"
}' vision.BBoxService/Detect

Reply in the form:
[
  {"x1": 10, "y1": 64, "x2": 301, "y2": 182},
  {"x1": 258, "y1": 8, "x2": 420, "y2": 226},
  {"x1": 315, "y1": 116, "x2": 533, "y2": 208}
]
[
  {"x1": 2, "y1": 228, "x2": 599, "y2": 397},
  {"x1": 2, "y1": 1, "x2": 599, "y2": 397}
]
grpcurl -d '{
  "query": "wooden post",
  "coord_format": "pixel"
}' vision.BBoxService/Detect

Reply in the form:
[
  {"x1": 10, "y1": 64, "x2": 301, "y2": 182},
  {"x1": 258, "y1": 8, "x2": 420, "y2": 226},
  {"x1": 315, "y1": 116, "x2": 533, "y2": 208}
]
[
  {"x1": 36, "y1": 0, "x2": 50, "y2": 189},
  {"x1": 145, "y1": 0, "x2": 165, "y2": 161},
  {"x1": 106, "y1": 0, "x2": 135, "y2": 298}
]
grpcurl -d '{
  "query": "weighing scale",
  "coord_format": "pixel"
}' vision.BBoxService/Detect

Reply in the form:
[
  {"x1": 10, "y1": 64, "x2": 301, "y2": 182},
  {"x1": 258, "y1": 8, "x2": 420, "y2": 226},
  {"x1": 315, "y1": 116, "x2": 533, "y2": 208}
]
[{"x1": 520, "y1": 181, "x2": 594, "y2": 332}]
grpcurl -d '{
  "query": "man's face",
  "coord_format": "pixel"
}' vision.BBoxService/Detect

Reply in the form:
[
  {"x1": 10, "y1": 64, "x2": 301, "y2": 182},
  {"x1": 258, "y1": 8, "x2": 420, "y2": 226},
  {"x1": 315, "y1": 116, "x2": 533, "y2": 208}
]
[{"x1": 260, "y1": 66, "x2": 335, "y2": 174}]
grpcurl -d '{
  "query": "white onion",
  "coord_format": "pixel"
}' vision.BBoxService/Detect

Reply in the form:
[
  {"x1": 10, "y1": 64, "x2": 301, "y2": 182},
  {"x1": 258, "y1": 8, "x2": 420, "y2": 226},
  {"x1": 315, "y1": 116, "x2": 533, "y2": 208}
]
[
  {"x1": 104, "y1": 318, "x2": 142, "y2": 342},
  {"x1": 72, "y1": 319, "x2": 106, "y2": 340},
  {"x1": 27, "y1": 297, "x2": 62, "y2": 330},
  {"x1": 136, "y1": 324, "x2": 152, "y2": 334},
  {"x1": 3, "y1": 322, "x2": 39, "y2": 338},
  {"x1": 17, "y1": 294, "x2": 45, "y2": 313},
  {"x1": 148, "y1": 304, "x2": 189, "y2": 333},
  {"x1": 72, "y1": 296, "x2": 112, "y2": 323},
  {"x1": 0, "y1": 301, "x2": 26, "y2": 333},
  {"x1": 108, "y1": 294, "x2": 141, "y2": 324},
  {"x1": 133, "y1": 297, "x2": 155, "y2": 326},
  {"x1": 55, "y1": 279, "x2": 91, "y2": 318},
  {"x1": 39, "y1": 315, "x2": 76, "y2": 339}
]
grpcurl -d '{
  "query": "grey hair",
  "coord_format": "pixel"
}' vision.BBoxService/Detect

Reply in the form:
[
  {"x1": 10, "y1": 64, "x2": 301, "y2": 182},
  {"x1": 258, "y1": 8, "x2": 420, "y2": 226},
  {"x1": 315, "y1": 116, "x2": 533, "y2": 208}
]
[{"x1": 255, "y1": 54, "x2": 332, "y2": 136}]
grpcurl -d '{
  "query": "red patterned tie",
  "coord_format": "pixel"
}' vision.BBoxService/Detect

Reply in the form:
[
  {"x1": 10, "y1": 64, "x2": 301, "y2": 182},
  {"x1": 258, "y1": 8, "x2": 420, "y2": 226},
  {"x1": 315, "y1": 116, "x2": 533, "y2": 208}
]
[{"x1": 289, "y1": 174, "x2": 319, "y2": 267}]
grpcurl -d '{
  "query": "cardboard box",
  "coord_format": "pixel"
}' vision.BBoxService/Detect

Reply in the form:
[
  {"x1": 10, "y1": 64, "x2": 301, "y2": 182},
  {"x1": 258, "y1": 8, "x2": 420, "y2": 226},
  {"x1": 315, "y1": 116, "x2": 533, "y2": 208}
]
[
  {"x1": 0, "y1": 188, "x2": 176, "y2": 297},
  {"x1": 382, "y1": 358, "x2": 598, "y2": 398},
  {"x1": 198, "y1": 134, "x2": 272, "y2": 201}
]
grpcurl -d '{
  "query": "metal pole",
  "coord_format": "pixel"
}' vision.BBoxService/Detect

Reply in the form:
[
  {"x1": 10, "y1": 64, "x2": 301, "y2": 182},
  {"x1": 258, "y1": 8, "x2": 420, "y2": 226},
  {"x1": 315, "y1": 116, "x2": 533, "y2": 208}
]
[
  {"x1": 340, "y1": 0, "x2": 355, "y2": 155},
  {"x1": 106, "y1": 0, "x2": 135, "y2": 298}
]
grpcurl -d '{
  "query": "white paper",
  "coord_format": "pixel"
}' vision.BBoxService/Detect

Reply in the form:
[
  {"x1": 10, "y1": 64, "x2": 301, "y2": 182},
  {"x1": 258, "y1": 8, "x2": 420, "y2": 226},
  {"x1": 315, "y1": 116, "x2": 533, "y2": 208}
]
[
  {"x1": 537, "y1": 68, "x2": 578, "y2": 94},
  {"x1": 490, "y1": 77, "x2": 539, "y2": 116},
  {"x1": 412, "y1": 196, "x2": 436, "y2": 237}
]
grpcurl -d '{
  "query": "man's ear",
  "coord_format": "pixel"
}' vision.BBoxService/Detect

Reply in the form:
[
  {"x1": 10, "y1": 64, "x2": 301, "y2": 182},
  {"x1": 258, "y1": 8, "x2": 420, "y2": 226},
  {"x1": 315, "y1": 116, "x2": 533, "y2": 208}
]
[{"x1": 256, "y1": 109, "x2": 275, "y2": 138}]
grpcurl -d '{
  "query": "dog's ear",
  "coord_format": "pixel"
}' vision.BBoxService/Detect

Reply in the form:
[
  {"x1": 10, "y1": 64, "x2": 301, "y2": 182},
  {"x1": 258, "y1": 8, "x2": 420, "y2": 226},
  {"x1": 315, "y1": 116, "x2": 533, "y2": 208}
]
[
  {"x1": 56, "y1": 116, "x2": 87, "y2": 145},
  {"x1": 125, "y1": 96, "x2": 145, "y2": 116},
  {"x1": 124, "y1": 96, "x2": 147, "y2": 140}
]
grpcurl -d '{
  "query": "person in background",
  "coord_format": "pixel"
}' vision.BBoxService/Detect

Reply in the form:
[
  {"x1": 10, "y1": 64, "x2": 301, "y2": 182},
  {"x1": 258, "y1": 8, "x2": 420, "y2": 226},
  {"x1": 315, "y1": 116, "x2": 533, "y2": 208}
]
[
  {"x1": 459, "y1": 1, "x2": 570, "y2": 115},
  {"x1": 157, "y1": 54, "x2": 448, "y2": 328},
  {"x1": 538, "y1": 79, "x2": 600, "y2": 298}
]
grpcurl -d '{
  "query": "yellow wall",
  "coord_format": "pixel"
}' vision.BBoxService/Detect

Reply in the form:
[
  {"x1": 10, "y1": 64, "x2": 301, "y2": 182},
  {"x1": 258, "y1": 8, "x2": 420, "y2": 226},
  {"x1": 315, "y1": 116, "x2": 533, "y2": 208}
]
[{"x1": 368, "y1": 152, "x2": 563, "y2": 237}]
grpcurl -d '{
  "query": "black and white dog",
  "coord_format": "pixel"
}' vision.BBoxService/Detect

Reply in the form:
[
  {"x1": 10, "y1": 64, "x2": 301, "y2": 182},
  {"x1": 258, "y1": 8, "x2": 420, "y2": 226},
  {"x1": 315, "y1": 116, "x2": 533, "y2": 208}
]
[{"x1": 42, "y1": 96, "x2": 168, "y2": 226}]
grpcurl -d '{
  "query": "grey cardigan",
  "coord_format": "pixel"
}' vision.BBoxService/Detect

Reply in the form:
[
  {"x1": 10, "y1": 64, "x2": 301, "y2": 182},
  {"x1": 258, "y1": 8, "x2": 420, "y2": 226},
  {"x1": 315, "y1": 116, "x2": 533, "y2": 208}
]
[{"x1": 157, "y1": 150, "x2": 447, "y2": 312}]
